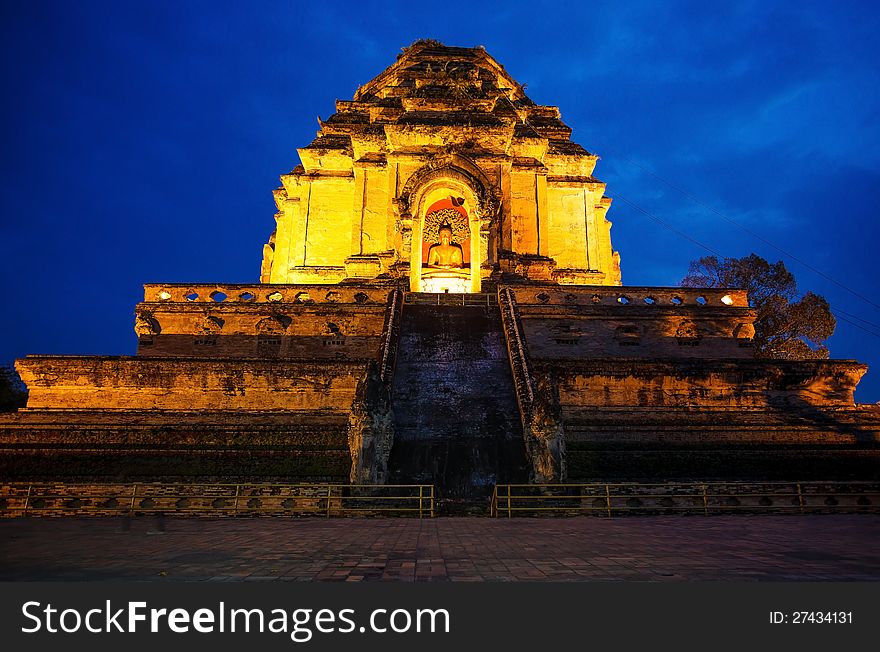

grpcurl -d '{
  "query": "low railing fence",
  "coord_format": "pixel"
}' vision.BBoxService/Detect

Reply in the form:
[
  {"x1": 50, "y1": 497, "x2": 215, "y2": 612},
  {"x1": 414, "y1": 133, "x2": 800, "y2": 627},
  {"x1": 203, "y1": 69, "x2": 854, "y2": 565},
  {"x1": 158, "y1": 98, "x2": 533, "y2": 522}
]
[
  {"x1": 404, "y1": 292, "x2": 497, "y2": 306},
  {"x1": 490, "y1": 482, "x2": 880, "y2": 517},
  {"x1": 0, "y1": 483, "x2": 435, "y2": 518}
]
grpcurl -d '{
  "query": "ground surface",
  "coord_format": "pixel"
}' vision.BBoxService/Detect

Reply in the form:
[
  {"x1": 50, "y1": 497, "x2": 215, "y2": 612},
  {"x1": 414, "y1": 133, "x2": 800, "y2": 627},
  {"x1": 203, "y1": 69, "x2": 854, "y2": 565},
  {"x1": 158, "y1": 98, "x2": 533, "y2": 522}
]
[{"x1": 1, "y1": 515, "x2": 878, "y2": 582}]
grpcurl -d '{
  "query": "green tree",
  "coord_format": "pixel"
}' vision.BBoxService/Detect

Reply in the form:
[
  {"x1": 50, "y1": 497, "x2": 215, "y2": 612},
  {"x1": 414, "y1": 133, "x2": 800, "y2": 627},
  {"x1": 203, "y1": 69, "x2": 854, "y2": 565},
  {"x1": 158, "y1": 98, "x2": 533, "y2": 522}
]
[
  {"x1": 0, "y1": 364, "x2": 27, "y2": 411},
  {"x1": 681, "y1": 254, "x2": 836, "y2": 359}
]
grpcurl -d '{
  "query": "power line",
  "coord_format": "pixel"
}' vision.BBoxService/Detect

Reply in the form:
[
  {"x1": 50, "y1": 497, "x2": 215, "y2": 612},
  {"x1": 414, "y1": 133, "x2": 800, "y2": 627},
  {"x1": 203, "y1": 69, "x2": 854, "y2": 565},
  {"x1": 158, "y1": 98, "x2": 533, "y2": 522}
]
[
  {"x1": 614, "y1": 194, "x2": 723, "y2": 257},
  {"x1": 599, "y1": 145, "x2": 880, "y2": 313},
  {"x1": 615, "y1": 192, "x2": 880, "y2": 340},
  {"x1": 831, "y1": 312, "x2": 880, "y2": 340},
  {"x1": 832, "y1": 307, "x2": 880, "y2": 333}
]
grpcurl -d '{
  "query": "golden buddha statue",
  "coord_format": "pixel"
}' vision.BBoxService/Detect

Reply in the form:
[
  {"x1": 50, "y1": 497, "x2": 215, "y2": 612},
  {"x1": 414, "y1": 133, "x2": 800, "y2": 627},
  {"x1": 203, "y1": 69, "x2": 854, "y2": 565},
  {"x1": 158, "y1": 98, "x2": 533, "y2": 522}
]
[{"x1": 426, "y1": 221, "x2": 463, "y2": 268}]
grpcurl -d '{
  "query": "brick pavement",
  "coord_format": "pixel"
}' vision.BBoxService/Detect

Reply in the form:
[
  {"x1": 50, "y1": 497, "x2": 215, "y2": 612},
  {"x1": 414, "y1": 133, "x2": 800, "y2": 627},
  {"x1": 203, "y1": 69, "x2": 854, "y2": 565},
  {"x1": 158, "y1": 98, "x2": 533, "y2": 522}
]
[{"x1": 0, "y1": 515, "x2": 878, "y2": 581}]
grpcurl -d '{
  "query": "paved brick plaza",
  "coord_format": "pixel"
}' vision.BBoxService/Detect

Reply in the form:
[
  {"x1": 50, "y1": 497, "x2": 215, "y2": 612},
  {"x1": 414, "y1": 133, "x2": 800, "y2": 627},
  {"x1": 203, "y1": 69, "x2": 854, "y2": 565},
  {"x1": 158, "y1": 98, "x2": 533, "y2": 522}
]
[{"x1": 1, "y1": 515, "x2": 878, "y2": 581}]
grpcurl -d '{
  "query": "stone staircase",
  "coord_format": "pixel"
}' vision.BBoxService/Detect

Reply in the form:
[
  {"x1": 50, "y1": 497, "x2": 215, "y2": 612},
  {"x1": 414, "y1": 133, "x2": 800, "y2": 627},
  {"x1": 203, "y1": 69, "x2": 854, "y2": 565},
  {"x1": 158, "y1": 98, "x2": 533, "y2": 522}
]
[{"x1": 387, "y1": 301, "x2": 528, "y2": 513}]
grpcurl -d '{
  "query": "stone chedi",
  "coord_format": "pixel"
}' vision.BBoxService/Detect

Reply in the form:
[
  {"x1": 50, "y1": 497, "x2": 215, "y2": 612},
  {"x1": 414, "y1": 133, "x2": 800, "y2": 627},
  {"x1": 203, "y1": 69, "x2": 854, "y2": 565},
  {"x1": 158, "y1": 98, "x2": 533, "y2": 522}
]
[
  {"x1": 260, "y1": 41, "x2": 621, "y2": 292},
  {"x1": 1, "y1": 42, "x2": 878, "y2": 504}
]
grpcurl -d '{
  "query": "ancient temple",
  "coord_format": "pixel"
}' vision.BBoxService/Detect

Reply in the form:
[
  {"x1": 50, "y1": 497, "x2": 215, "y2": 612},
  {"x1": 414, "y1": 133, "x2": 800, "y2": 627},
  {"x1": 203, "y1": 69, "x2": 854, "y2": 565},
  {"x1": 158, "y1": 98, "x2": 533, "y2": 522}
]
[
  {"x1": 259, "y1": 41, "x2": 620, "y2": 292},
  {"x1": 1, "y1": 42, "x2": 878, "y2": 506}
]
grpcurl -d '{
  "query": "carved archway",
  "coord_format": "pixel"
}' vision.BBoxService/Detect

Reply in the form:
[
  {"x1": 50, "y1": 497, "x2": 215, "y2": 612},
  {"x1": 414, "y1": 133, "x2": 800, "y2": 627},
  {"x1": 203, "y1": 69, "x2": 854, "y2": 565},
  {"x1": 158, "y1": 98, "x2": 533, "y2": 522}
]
[
  {"x1": 397, "y1": 156, "x2": 500, "y2": 293},
  {"x1": 397, "y1": 154, "x2": 499, "y2": 220}
]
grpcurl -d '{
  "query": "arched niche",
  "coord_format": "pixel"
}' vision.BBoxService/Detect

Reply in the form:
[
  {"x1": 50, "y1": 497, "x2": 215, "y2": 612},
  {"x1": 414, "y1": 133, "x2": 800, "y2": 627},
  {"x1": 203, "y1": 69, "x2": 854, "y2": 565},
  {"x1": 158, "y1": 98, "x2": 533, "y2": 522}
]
[{"x1": 402, "y1": 163, "x2": 497, "y2": 293}]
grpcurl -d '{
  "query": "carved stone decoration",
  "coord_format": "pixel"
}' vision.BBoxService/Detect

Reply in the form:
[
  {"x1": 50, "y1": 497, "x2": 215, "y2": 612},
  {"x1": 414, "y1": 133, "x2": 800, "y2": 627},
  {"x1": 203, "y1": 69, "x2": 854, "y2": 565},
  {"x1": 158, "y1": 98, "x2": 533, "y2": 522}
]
[
  {"x1": 423, "y1": 207, "x2": 469, "y2": 242},
  {"x1": 498, "y1": 287, "x2": 566, "y2": 482},
  {"x1": 479, "y1": 221, "x2": 491, "y2": 267},
  {"x1": 675, "y1": 320, "x2": 701, "y2": 340},
  {"x1": 255, "y1": 315, "x2": 291, "y2": 334},
  {"x1": 347, "y1": 361, "x2": 395, "y2": 484},
  {"x1": 399, "y1": 218, "x2": 413, "y2": 259},
  {"x1": 200, "y1": 315, "x2": 225, "y2": 333},
  {"x1": 523, "y1": 372, "x2": 567, "y2": 483},
  {"x1": 134, "y1": 311, "x2": 161, "y2": 336},
  {"x1": 734, "y1": 322, "x2": 756, "y2": 339},
  {"x1": 396, "y1": 155, "x2": 500, "y2": 223},
  {"x1": 260, "y1": 230, "x2": 275, "y2": 283}
]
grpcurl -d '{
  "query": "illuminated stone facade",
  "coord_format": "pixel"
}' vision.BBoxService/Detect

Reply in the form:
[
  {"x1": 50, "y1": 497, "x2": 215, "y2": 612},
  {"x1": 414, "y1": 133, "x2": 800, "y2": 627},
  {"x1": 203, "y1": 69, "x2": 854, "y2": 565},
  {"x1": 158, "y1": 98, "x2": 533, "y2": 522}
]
[
  {"x1": 260, "y1": 42, "x2": 621, "y2": 292},
  {"x1": 1, "y1": 42, "x2": 878, "y2": 504}
]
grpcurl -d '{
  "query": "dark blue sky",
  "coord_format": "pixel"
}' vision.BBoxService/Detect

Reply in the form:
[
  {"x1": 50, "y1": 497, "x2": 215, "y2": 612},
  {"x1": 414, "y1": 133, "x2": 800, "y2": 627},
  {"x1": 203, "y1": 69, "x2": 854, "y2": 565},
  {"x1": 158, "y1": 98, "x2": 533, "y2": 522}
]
[{"x1": 2, "y1": 1, "x2": 879, "y2": 401}]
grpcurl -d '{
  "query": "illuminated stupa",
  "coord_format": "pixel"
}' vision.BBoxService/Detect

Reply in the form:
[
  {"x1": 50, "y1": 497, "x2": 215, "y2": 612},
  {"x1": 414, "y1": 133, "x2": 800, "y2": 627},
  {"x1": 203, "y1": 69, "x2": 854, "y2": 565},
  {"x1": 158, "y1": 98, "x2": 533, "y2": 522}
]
[
  {"x1": 259, "y1": 40, "x2": 621, "y2": 292},
  {"x1": 2, "y1": 42, "x2": 877, "y2": 508}
]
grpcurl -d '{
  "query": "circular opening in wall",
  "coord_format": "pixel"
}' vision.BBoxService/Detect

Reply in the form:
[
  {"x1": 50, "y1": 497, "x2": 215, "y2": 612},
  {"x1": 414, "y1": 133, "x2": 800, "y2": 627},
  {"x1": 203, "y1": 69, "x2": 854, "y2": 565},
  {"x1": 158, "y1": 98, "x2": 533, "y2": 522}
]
[
  {"x1": 721, "y1": 294, "x2": 734, "y2": 306},
  {"x1": 157, "y1": 290, "x2": 172, "y2": 301},
  {"x1": 617, "y1": 295, "x2": 631, "y2": 305},
  {"x1": 591, "y1": 294, "x2": 602, "y2": 304},
  {"x1": 185, "y1": 292, "x2": 199, "y2": 302},
  {"x1": 671, "y1": 296, "x2": 683, "y2": 305},
  {"x1": 644, "y1": 296, "x2": 656, "y2": 305},
  {"x1": 239, "y1": 292, "x2": 256, "y2": 302},
  {"x1": 696, "y1": 295, "x2": 707, "y2": 305},
  {"x1": 210, "y1": 291, "x2": 227, "y2": 303},
  {"x1": 267, "y1": 291, "x2": 283, "y2": 302}
]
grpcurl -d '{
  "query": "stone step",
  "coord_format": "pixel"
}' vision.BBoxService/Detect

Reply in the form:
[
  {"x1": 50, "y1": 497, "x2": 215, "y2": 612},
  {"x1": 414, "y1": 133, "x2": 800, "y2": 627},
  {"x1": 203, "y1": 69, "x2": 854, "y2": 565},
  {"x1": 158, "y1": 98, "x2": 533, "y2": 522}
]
[{"x1": 387, "y1": 304, "x2": 528, "y2": 500}]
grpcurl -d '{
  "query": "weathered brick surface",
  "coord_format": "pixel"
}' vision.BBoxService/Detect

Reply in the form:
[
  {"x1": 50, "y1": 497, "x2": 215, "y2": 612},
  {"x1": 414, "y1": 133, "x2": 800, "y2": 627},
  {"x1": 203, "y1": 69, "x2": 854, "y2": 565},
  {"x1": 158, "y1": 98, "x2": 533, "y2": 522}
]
[
  {"x1": 0, "y1": 410, "x2": 351, "y2": 481},
  {"x1": 513, "y1": 287, "x2": 757, "y2": 359},
  {"x1": 16, "y1": 357, "x2": 364, "y2": 411},
  {"x1": 547, "y1": 359, "x2": 868, "y2": 408},
  {"x1": 135, "y1": 284, "x2": 392, "y2": 359},
  {"x1": 387, "y1": 304, "x2": 528, "y2": 502}
]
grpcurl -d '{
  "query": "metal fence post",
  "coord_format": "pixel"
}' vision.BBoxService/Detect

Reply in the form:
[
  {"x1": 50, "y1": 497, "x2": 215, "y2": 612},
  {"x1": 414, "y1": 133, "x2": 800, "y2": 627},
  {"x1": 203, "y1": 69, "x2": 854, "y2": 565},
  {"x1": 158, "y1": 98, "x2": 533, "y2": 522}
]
[
  {"x1": 326, "y1": 485, "x2": 332, "y2": 517},
  {"x1": 605, "y1": 484, "x2": 612, "y2": 517}
]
